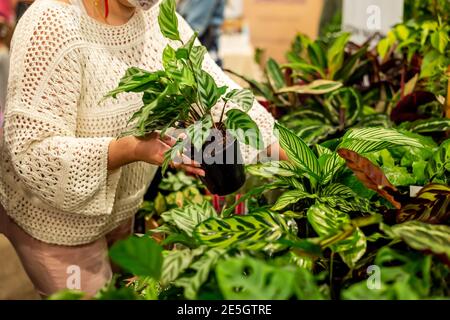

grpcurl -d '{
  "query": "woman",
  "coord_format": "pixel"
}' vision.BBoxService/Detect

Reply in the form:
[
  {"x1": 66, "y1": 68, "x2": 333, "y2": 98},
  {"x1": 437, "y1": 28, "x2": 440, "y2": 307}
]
[{"x1": 0, "y1": 0, "x2": 284, "y2": 296}]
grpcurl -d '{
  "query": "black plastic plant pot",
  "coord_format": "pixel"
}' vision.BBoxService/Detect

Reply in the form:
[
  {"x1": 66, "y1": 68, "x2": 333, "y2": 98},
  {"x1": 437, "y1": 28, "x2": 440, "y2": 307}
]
[{"x1": 189, "y1": 136, "x2": 246, "y2": 196}]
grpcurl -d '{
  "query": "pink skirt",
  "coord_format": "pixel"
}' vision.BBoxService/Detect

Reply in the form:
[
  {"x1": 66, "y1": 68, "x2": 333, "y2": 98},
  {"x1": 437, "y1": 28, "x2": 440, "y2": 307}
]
[{"x1": 0, "y1": 203, "x2": 133, "y2": 297}]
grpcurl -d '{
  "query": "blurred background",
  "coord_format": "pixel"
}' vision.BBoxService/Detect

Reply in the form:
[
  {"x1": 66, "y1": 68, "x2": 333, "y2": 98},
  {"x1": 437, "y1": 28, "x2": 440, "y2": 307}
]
[{"x1": 0, "y1": 0, "x2": 443, "y2": 123}]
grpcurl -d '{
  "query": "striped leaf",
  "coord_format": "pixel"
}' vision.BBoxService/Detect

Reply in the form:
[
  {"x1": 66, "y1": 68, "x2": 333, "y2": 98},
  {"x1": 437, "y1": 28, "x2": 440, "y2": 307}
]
[
  {"x1": 307, "y1": 204, "x2": 367, "y2": 268},
  {"x1": 190, "y1": 46, "x2": 207, "y2": 70},
  {"x1": 271, "y1": 190, "x2": 315, "y2": 211},
  {"x1": 158, "y1": 0, "x2": 181, "y2": 41},
  {"x1": 224, "y1": 89, "x2": 255, "y2": 112},
  {"x1": 397, "y1": 184, "x2": 450, "y2": 224},
  {"x1": 246, "y1": 161, "x2": 299, "y2": 179},
  {"x1": 225, "y1": 109, "x2": 263, "y2": 150},
  {"x1": 277, "y1": 80, "x2": 343, "y2": 95},
  {"x1": 174, "y1": 248, "x2": 225, "y2": 299},
  {"x1": 339, "y1": 127, "x2": 423, "y2": 154},
  {"x1": 161, "y1": 249, "x2": 198, "y2": 286},
  {"x1": 196, "y1": 70, "x2": 224, "y2": 110},
  {"x1": 186, "y1": 115, "x2": 213, "y2": 151},
  {"x1": 161, "y1": 201, "x2": 217, "y2": 237},
  {"x1": 389, "y1": 221, "x2": 450, "y2": 266},
  {"x1": 406, "y1": 118, "x2": 450, "y2": 133},
  {"x1": 274, "y1": 122, "x2": 321, "y2": 181},
  {"x1": 194, "y1": 210, "x2": 297, "y2": 253}
]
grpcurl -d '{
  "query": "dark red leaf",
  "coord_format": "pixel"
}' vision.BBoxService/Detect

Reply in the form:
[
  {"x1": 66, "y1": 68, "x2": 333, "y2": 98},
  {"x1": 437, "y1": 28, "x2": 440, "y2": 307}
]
[
  {"x1": 337, "y1": 148, "x2": 402, "y2": 209},
  {"x1": 390, "y1": 91, "x2": 436, "y2": 124}
]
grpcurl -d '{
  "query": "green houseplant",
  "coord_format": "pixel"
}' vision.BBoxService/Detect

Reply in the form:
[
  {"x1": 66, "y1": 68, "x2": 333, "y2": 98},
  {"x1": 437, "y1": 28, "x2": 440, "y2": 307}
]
[{"x1": 106, "y1": 0, "x2": 262, "y2": 195}]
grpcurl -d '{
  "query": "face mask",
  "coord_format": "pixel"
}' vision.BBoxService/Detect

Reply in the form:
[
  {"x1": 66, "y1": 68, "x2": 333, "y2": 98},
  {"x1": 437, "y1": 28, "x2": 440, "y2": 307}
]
[{"x1": 127, "y1": 0, "x2": 159, "y2": 10}]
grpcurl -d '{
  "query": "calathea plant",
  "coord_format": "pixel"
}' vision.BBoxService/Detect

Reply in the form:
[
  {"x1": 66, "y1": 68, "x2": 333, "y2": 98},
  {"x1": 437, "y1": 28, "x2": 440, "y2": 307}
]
[{"x1": 106, "y1": 0, "x2": 262, "y2": 195}]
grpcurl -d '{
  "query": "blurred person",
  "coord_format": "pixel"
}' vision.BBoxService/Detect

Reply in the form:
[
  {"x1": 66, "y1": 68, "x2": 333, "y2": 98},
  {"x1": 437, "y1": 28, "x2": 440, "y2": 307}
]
[
  {"x1": 178, "y1": 0, "x2": 226, "y2": 66},
  {"x1": 0, "y1": 0, "x2": 286, "y2": 297}
]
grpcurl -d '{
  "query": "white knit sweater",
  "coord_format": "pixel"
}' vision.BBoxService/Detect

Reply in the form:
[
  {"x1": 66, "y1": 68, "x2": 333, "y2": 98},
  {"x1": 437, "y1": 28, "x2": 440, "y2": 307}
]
[{"x1": 0, "y1": 0, "x2": 276, "y2": 245}]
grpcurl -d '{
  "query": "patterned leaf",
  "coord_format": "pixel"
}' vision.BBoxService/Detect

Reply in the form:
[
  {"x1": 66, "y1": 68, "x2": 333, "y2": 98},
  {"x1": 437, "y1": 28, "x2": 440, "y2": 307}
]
[
  {"x1": 186, "y1": 115, "x2": 213, "y2": 151},
  {"x1": 224, "y1": 89, "x2": 255, "y2": 112},
  {"x1": 271, "y1": 190, "x2": 315, "y2": 211},
  {"x1": 225, "y1": 109, "x2": 263, "y2": 150},
  {"x1": 389, "y1": 221, "x2": 450, "y2": 266},
  {"x1": 161, "y1": 201, "x2": 217, "y2": 236},
  {"x1": 196, "y1": 70, "x2": 223, "y2": 110},
  {"x1": 174, "y1": 248, "x2": 225, "y2": 299},
  {"x1": 397, "y1": 184, "x2": 450, "y2": 224},
  {"x1": 277, "y1": 80, "x2": 343, "y2": 95},
  {"x1": 246, "y1": 161, "x2": 298, "y2": 179},
  {"x1": 160, "y1": 247, "x2": 206, "y2": 286},
  {"x1": 158, "y1": 0, "x2": 181, "y2": 41},
  {"x1": 337, "y1": 149, "x2": 401, "y2": 209},
  {"x1": 274, "y1": 122, "x2": 321, "y2": 181},
  {"x1": 194, "y1": 210, "x2": 297, "y2": 253},
  {"x1": 190, "y1": 46, "x2": 207, "y2": 70},
  {"x1": 339, "y1": 127, "x2": 423, "y2": 154},
  {"x1": 307, "y1": 204, "x2": 367, "y2": 268}
]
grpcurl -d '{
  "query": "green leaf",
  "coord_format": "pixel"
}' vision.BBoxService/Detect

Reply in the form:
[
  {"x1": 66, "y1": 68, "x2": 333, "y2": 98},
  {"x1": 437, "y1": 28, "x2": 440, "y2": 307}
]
[
  {"x1": 158, "y1": 0, "x2": 181, "y2": 41},
  {"x1": 186, "y1": 115, "x2": 213, "y2": 151},
  {"x1": 104, "y1": 67, "x2": 165, "y2": 99},
  {"x1": 194, "y1": 210, "x2": 297, "y2": 253},
  {"x1": 225, "y1": 109, "x2": 263, "y2": 150},
  {"x1": 339, "y1": 127, "x2": 423, "y2": 154},
  {"x1": 216, "y1": 257, "x2": 321, "y2": 300},
  {"x1": 224, "y1": 89, "x2": 255, "y2": 112},
  {"x1": 246, "y1": 161, "x2": 298, "y2": 179},
  {"x1": 160, "y1": 247, "x2": 205, "y2": 286},
  {"x1": 174, "y1": 248, "x2": 225, "y2": 299},
  {"x1": 161, "y1": 201, "x2": 217, "y2": 237},
  {"x1": 109, "y1": 236, "x2": 163, "y2": 278},
  {"x1": 271, "y1": 190, "x2": 315, "y2": 211},
  {"x1": 430, "y1": 30, "x2": 448, "y2": 54},
  {"x1": 277, "y1": 79, "x2": 343, "y2": 95},
  {"x1": 282, "y1": 62, "x2": 326, "y2": 78},
  {"x1": 190, "y1": 46, "x2": 207, "y2": 70},
  {"x1": 307, "y1": 204, "x2": 366, "y2": 268},
  {"x1": 162, "y1": 138, "x2": 186, "y2": 174},
  {"x1": 420, "y1": 50, "x2": 446, "y2": 78},
  {"x1": 266, "y1": 58, "x2": 285, "y2": 90},
  {"x1": 275, "y1": 123, "x2": 321, "y2": 181},
  {"x1": 196, "y1": 70, "x2": 223, "y2": 110},
  {"x1": 327, "y1": 33, "x2": 351, "y2": 78},
  {"x1": 307, "y1": 42, "x2": 327, "y2": 70},
  {"x1": 389, "y1": 221, "x2": 450, "y2": 265}
]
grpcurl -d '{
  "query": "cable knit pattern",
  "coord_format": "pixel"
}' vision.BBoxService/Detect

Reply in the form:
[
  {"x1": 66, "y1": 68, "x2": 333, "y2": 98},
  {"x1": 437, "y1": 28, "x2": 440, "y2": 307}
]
[{"x1": 0, "y1": 0, "x2": 277, "y2": 245}]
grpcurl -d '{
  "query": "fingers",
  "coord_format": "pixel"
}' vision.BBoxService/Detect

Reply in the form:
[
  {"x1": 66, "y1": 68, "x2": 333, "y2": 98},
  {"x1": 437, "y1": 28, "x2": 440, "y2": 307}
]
[{"x1": 171, "y1": 161, "x2": 205, "y2": 176}]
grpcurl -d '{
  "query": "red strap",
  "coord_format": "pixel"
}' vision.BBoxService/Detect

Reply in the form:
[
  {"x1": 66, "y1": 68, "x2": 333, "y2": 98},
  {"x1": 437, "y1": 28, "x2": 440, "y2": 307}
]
[{"x1": 104, "y1": 0, "x2": 109, "y2": 18}]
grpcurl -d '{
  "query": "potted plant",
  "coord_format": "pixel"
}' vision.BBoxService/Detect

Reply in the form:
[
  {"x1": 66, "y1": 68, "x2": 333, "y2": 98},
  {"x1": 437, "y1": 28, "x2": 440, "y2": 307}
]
[{"x1": 106, "y1": 0, "x2": 263, "y2": 195}]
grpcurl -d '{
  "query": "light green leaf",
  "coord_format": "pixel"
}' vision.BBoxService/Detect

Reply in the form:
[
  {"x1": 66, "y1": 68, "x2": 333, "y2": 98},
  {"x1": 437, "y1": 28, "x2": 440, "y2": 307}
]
[
  {"x1": 158, "y1": 0, "x2": 181, "y2": 41},
  {"x1": 186, "y1": 115, "x2": 213, "y2": 151},
  {"x1": 194, "y1": 210, "x2": 297, "y2": 253},
  {"x1": 266, "y1": 58, "x2": 285, "y2": 90},
  {"x1": 161, "y1": 201, "x2": 217, "y2": 237},
  {"x1": 327, "y1": 33, "x2": 351, "y2": 78},
  {"x1": 307, "y1": 204, "x2": 367, "y2": 268},
  {"x1": 174, "y1": 248, "x2": 225, "y2": 299},
  {"x1": 277, "y1": 79, "x2": 343, "y2": 95},
  {"x1": 271, "y1": 190, "x2": 315, "y2": 211},
  {"x1": 274, "y1": 122, "x2": 321, "y2": 181},
  {"x1": 225, "y1": 109, "x2": 263, "y2": 150},
  {"x1": 224, "y1": 89, "x2": 255, "y2": 112},
  {"x1": 389, "y1": 221, "x2": 450, "y2": 264}
]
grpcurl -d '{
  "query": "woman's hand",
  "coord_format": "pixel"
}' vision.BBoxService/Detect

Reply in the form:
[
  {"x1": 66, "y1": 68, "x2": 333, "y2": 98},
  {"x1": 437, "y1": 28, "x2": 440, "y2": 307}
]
[{"x1": 108, "y1": 132, "x2": 205, "y2": 176}]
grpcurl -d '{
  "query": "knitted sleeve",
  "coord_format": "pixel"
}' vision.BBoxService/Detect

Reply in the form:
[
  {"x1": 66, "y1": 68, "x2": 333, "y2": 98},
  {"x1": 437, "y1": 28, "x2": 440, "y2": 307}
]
[
  {"x1": 177, "y1": 14, "x2": 278, "y2": 164},
  {"x1": 3, "y1": 6, "x2": 122, "y2": 215}
]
